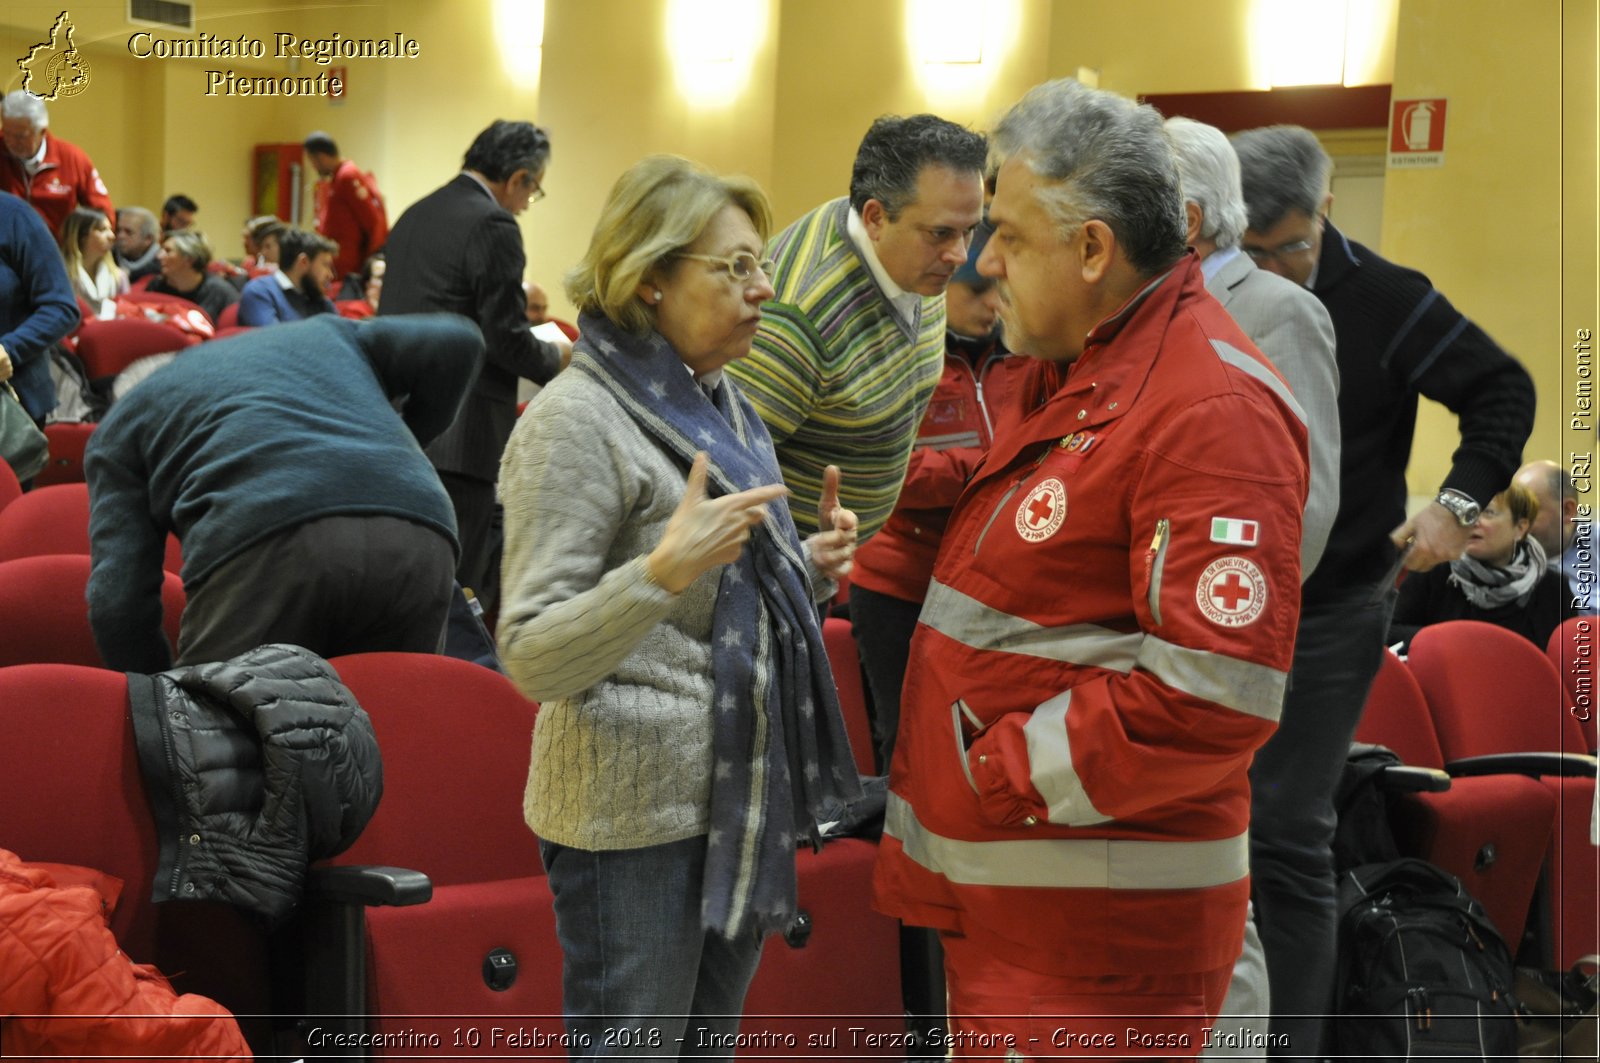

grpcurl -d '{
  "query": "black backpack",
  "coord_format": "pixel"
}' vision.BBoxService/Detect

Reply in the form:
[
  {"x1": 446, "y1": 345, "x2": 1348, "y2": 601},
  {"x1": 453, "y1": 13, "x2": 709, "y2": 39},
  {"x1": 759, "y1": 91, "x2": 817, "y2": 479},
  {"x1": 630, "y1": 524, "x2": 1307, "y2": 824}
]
[{"x1": 1335, "y1": 858, "x2": 1521, "y2": 1060}]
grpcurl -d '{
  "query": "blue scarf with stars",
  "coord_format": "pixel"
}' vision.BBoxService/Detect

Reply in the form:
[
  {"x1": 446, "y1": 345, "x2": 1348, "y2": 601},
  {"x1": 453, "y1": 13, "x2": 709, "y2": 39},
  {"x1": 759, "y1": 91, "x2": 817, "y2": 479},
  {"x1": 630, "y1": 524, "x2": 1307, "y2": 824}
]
[{"x1": 569, "y1": 312, "x2": 862, "y2": 938}]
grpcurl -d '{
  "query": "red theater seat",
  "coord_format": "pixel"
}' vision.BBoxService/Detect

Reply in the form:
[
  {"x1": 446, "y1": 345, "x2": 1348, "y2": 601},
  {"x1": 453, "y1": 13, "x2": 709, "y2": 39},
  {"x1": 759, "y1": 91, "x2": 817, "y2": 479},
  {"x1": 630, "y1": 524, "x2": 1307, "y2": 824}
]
[
  {"x1": 0, "y1": 555, "x2": 184, "y2": 668},
  {"x1": 1547, "y1": 616, "x2": 1598, "y2": 752},
  {"x1": 75, "y1": 316, "x2": 200, "y2": 380},
  {"x1": 0, "y1": 482, "x2": 184, "y2": 575},
  {"x1": 1355, "y1": 650, "x2": 1555, "y2": 950},
  {"x1": 325, "y1": 652, "x2": 560, "y2": 1053},
  {"x1": 1408, "y1": 621, "x2": 1599, "y2": 968},
  {"x1": 34, "y1": 421, "x2": 95, "y2": 486}
]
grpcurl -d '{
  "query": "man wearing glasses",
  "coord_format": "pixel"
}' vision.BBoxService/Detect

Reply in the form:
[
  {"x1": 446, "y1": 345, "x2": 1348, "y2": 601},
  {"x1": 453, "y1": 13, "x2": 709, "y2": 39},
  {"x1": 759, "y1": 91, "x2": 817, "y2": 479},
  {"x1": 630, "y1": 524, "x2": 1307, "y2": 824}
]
[
  {"x1": 728, "y1": 114, "x2": 987, "y2": 541},
  {"x1": 1232, "y1": 124, "x2": 1534, "y2": 1060},
  {"x1": 382, "y1": 119, "x2": 568, "y2": 615}
]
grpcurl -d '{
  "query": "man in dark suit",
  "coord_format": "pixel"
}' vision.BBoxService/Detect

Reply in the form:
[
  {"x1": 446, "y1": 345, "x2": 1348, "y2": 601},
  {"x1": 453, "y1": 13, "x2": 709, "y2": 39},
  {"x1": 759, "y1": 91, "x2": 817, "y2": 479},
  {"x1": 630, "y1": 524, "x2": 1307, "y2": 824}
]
[{"x1": 381, "y1": 119, "x2": 567, "y2": 612}]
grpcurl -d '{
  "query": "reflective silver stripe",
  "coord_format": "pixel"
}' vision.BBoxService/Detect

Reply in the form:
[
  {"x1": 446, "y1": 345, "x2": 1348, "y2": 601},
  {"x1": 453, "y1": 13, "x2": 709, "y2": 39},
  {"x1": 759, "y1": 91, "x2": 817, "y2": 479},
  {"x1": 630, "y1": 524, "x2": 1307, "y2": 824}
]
[
  {"x1": 885, "y1": 793, "x2": 1248, "y2": 890},
  {"x1": 923, "y1": 580, "x2": 1143, "y2": 671},
  {"x1": 1136, "y1": 635, "x2": 1287, "y2": 722},
  {"x1": 1022, "y1": 691, "x2": 1111, "y2": 825},
  {"x1": 923, "y1": 579, "x2": 1287, "y2": 723},
  {"x1": 921, "y1": 430, "x2": 982, "y2": 450},
  {"x1": 1210, "y1": 339, "x2": 1307, "y2": 426}
]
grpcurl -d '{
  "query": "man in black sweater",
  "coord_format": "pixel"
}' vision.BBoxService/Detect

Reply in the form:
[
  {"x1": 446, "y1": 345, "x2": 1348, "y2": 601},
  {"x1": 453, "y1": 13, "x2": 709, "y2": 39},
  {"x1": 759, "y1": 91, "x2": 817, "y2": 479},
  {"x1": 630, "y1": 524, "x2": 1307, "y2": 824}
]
[{"x1": 1231, "y1": 124, "x2": 1534, "y2": 1060}]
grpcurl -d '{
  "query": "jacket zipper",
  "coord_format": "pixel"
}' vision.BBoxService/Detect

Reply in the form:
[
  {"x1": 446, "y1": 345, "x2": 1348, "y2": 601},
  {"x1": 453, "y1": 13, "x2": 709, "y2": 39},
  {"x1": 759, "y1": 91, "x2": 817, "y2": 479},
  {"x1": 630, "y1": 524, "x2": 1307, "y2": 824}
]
[
  {"x1": 1146, "y1": 518, "x2": 1170, "y2": 625},
  {"x1": 157, "y1": 683, "x2": 189, "y2": 897},
  {"x1": 973, "y1": 448, "x2": 1050, "y2": 555}
]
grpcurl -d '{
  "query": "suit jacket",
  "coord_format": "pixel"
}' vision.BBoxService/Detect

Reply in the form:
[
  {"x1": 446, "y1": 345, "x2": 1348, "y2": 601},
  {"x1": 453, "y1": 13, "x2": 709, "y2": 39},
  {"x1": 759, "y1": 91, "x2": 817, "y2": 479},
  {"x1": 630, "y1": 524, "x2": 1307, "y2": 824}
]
[
  {"x1": 380, "y1": 173, "x2": 560, "y2": 481},
  {"x1": 1207, "y1": 249, "x2": 1340, "y2": 579}
]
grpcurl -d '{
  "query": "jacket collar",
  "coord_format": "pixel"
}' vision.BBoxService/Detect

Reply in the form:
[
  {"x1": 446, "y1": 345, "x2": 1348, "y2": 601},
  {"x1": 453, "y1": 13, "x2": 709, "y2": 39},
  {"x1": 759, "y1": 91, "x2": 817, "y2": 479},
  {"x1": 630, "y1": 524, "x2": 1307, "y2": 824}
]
[
  {"x1": 1311, "y1": 219, "x2": 1360, "y2": 293},
  {"x1": 982, "y1": 253, "x2": 1203, "y2": 476}
]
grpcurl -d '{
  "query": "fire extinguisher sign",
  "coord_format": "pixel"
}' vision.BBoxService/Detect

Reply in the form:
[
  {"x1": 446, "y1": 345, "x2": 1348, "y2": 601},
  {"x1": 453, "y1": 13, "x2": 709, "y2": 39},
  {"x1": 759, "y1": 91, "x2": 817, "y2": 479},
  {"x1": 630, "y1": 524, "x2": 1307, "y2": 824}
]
[{"x1": 1388, "y1": 98, "x2": 1447, "y2": 168}]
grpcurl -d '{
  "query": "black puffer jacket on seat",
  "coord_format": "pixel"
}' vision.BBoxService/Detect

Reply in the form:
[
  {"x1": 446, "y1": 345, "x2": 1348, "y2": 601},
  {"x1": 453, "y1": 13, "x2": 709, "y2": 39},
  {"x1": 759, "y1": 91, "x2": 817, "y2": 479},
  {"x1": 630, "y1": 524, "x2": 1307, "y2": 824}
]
[{"x1": 128, "y1": 643, "x2": 382, "y2": 923}]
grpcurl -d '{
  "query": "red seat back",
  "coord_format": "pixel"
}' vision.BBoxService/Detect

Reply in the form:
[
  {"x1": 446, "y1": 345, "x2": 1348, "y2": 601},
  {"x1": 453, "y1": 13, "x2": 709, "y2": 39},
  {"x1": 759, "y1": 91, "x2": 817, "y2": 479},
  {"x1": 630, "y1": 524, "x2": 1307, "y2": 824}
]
[
  {"x1": 1547, "y1": 616, "x2": 1597, "y2": 752},
  {"x1": 34, "y1": 421, "x2": 95, "y2": 487},
  {"x1": 0, "y1": 664, "x2": 158, "y2": 950},
  {"x1": 215, "y1": 301, "x2": 241, "y2": 329},
  {"x1": 0, "y1": 664, "x2": 274, "y2": 1043},
  {"x1": 75, "y1": 317, "x2": 199, "y2": 380},
  {"x1": 0, "y1": 555, "x2": 184, "y2": 668},
  {"x1": 0, "y1": 459, "x2": 20, "y2": 512},
  {"x1": 1409, "y1": 620, "x2": 1587, "y2": 758},
  {"x1": 0, "y1": 482, "x2": 184, "y2": 575},
  {"x1": 822, "y1": 616, "x2": 876, "y2": 777},
  {"x1": 1356, "y1": 650, "x2": 1447, "y2": 768}
]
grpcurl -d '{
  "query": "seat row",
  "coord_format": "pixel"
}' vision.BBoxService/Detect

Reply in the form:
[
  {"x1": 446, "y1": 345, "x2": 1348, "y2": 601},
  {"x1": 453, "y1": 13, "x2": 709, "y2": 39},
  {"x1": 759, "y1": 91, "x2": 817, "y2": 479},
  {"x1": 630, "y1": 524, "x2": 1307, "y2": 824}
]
[
  {"x1": 0, "y1": 631, "x2": 904, "y2": 1057},
  {"x1": 1354, "y1": 619, "x2": 1598, "y2": 969}
]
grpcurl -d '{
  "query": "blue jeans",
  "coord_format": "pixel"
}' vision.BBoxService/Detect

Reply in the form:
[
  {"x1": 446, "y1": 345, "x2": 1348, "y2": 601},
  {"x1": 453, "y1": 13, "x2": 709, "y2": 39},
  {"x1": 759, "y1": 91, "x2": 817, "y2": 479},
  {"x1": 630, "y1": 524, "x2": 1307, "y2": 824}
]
[
  {"x1": 540, "y1": 835, "x2": 763, "y2": 1060},
  {"x1": 1249, "y1": 584, "x2": 1395, "y2": 1060}
]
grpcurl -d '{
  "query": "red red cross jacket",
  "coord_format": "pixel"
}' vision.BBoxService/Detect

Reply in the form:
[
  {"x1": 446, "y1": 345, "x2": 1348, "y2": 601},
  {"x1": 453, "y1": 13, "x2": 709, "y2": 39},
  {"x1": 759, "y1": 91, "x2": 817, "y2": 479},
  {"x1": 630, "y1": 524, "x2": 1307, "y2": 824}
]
[
  {"x1": 872, "y1": 253, "x2": 1309, "y2": 977},
  {"x1": 851, "y1": 338, "x2": 1031, "y2": 604},
  {"x1": 0, "y1": 134, "x2": 114, "y2": 237},
  {"x1": 315, "y1": 159, "x2": 388, "y2": 278}
]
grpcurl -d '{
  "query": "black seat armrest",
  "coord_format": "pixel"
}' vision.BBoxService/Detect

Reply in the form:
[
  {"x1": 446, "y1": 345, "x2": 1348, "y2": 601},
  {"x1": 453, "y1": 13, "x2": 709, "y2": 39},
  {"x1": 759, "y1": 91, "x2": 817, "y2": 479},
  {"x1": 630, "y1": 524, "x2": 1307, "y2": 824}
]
[
  {"x1": 1376, "y1": 764, "x2": 1452, "y2": 793},
  {"x1": 1445, "y1": 752, "x2": 1598, "y2": 780},
  {"x1": 306, "y1": 865, "x2": 432, "y2": 908}
]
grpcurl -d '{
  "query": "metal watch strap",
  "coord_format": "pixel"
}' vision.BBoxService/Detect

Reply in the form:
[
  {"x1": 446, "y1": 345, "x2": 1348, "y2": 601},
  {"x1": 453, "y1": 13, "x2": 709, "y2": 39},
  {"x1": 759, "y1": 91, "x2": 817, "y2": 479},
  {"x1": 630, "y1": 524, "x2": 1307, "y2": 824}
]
[{"x1": 1435, "y1": 488, "x2": 1480, "y2": 526}]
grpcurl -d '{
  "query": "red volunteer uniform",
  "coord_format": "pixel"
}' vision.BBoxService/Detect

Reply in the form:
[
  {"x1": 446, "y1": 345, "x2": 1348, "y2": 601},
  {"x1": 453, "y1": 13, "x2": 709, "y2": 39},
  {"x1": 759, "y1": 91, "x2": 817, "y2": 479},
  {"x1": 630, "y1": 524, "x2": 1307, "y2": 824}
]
[
  {"x1": 874, "y1": 256, "x2": 1308, "y2": 982},
  {"x1": 852, "y1": 340, "x2": 1031, "y2": 603},
  {"x1": 1, "y1": 134, "x2": 114, "y2": 237},
  {"x1": 314, "y1": 160, "x2": 388, "y2": 278}
]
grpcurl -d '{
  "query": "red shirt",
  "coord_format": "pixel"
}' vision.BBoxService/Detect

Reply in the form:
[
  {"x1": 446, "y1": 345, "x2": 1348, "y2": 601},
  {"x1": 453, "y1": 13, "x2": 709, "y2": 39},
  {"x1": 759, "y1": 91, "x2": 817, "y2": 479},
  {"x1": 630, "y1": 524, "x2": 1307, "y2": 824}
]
[
  {"x1": 0, "y1": 135, "x2": 114, "y2": 237},
  {"x1": 314, "y1": 160, "x2": 388, "y2": 277}
]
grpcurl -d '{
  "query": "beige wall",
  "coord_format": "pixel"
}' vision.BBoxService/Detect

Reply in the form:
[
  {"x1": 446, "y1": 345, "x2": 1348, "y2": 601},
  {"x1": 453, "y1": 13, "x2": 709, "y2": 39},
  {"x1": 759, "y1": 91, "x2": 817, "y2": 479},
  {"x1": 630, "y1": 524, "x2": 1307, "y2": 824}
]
[
  {"x1": 1384, "y1": 0, "x2": 1582, "y2": 495},
  {"x1": 4, "y1": 0, "x2": 1589, "y2": 497}
]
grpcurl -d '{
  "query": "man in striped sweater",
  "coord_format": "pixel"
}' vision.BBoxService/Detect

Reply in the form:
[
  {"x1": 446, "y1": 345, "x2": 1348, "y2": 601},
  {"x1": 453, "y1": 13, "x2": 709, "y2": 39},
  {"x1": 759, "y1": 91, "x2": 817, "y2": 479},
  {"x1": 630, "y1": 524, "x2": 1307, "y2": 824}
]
[{"x1": 727, "y1": 114, "x2": 986, "y2": 540}]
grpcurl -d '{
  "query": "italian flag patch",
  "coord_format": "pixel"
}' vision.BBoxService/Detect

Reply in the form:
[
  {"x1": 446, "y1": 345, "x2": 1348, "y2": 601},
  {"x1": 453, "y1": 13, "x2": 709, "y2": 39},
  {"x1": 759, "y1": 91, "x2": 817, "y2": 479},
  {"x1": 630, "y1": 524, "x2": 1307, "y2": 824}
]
[{"x1": 1210, "y1": 517, "x2": 1260, "y2": 546}]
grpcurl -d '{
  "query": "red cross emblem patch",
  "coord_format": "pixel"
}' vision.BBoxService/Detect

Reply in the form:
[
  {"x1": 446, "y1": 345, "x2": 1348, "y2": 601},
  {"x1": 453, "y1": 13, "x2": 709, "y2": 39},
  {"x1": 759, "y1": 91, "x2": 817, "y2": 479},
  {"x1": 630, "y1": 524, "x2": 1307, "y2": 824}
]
[
  {"x1": 1195, "y1": 556, "x2": 1268, "y2": 627},
  {"x1": 1015, "y1": 478, "x2": 1068, "y2": 543}
]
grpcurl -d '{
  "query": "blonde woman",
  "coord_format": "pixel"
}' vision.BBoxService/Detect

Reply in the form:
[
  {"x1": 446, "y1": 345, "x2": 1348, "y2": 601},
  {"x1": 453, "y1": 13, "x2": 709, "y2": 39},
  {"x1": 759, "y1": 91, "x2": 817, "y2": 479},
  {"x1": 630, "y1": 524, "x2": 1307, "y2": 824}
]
[
  {"x1": 497, "y1": 155, "x2": 860, "y2": 1058},
  {"x1": 60, "y1": 207, "x2": 126, "y2": 318}
]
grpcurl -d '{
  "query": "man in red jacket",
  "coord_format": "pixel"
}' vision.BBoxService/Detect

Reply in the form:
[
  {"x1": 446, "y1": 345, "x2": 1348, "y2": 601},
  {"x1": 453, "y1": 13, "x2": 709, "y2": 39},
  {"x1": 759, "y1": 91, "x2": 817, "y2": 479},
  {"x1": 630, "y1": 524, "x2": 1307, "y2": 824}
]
[
  {"x1": 873, "y1": 78, "x2": 1309, "y2": 1059},
  {"x1": 304, "y1": 131, "x2": 388, "y2": 279},
  {"x1": 1, "y1": 90, "x2": 113, "y2": 237}
]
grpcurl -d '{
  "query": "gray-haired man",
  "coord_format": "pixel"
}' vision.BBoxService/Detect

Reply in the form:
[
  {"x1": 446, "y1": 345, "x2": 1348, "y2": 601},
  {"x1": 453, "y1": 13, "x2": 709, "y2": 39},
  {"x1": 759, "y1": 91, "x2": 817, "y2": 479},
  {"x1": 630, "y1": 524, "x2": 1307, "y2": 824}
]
[{"x1": 1232, "y1": 123, "x2": 1534, "y2": 1059}]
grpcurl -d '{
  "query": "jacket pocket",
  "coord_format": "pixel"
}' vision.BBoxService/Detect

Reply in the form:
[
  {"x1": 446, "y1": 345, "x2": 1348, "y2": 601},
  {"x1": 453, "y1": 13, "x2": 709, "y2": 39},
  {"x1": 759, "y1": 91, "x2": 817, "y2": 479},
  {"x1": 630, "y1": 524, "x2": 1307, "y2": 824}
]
[
  {"x1": 951, "y1": 699, "x2": 985, "y2": 795},
  {"x1": 1144, "y1": 518, "x2": 1170, "y2": 626}
]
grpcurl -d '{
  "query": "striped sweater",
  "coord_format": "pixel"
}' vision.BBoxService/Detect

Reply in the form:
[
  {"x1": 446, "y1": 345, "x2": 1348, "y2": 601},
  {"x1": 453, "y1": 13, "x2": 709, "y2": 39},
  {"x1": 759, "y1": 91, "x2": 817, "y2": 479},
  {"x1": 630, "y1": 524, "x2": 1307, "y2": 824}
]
[{"x1": 727, "y1": 198, "x2": 946, "y2": 539}]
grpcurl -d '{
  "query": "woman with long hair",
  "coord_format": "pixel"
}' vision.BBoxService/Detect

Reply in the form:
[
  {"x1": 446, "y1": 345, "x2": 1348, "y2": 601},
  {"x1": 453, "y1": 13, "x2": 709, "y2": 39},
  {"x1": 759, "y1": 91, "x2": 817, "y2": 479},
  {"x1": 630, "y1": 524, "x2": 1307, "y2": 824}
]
[{"x1": 59, "y1": 207, "x2": 126, "y2": 318}]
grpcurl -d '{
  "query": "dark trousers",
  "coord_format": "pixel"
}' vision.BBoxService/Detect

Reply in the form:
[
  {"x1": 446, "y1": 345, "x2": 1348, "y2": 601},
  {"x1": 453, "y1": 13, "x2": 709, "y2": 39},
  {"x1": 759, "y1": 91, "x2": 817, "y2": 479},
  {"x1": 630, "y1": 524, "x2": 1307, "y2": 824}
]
[
  {"x1": 176, "y1": 514, "x2": 455, "y2": 665},
  {"x1": 439, "y1": 470, "x2": 499, "y2": 615},
  {"x1": 1249, "y1": 583, "x2": 1396, "y2": 1060},
  {"x1": 848, "y1": 583, "x2": 925, "y2": 774}
]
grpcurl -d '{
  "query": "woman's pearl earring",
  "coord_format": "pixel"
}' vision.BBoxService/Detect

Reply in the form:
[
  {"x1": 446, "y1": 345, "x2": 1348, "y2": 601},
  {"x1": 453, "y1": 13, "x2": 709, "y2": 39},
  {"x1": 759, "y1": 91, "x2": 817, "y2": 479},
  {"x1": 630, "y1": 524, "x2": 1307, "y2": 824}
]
[{"x1": 653, "y1": 290, "x2": 663, "y2": 303}]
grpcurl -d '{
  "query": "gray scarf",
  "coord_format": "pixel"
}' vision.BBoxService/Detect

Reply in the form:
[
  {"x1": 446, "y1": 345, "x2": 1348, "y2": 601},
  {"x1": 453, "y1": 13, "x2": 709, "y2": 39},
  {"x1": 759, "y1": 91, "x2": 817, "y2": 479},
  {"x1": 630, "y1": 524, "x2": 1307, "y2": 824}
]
[{"x1": 1448, "y1": 536, "x2": 1547, "y2": 609}]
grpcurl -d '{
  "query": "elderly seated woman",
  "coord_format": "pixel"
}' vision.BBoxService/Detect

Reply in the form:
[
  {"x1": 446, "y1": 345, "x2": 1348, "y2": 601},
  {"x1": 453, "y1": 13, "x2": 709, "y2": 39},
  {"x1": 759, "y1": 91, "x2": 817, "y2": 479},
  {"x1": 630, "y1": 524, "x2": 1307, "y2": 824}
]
[
  {"x1": 496, "y1": 154, "x2": 861, "y2": 1058},
  {"x1": 59, "y1": 207, "x2": 127, "y2": 318},
  {"x1": 145, "y1": 229, "x2": 239, "y2": 324},
  {"x1": 1389, "y1": 482, "x2": 1578, "y2": 652}
]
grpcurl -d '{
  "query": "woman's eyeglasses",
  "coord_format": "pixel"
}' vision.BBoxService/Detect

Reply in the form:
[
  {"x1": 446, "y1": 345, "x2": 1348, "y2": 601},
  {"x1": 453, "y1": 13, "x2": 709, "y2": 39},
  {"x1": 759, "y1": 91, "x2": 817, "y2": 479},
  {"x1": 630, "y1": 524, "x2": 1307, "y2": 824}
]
[{"x1": 679, "y1": 251, "x2": 775, "y2": 283}]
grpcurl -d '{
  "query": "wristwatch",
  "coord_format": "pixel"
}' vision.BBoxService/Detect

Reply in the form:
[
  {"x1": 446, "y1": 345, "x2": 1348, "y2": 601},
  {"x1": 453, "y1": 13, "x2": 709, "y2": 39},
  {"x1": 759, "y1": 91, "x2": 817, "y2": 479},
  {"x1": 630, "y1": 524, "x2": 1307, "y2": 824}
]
[{"x1": 1434, "y1": 488, "x2": 1481, "y2": 526}]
